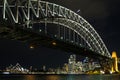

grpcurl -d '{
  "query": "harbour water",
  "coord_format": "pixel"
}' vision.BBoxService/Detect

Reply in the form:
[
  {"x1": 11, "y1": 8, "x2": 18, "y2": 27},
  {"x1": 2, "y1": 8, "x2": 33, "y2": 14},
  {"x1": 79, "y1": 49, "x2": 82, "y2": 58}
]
[{"x1": 0, "y1": 74, "x2": 120, "y2": 80}]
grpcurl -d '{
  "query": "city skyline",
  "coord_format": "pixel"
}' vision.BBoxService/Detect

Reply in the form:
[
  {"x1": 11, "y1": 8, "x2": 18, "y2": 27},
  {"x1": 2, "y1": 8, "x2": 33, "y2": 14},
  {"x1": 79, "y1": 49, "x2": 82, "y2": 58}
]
[{"x1": 2, "y1": 54, "x2": 102, "y2": 74}]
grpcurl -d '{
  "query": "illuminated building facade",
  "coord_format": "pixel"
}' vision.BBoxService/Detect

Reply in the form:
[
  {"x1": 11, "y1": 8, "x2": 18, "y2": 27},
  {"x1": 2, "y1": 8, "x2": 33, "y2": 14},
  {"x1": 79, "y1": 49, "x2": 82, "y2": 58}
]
[{"x1": 68, "y1": 55, "x2": 76, "y2": 73}]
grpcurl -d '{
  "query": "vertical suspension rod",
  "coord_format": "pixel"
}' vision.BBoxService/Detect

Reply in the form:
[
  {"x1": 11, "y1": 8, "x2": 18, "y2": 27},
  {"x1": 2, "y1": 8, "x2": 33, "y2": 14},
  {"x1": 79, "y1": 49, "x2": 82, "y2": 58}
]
[
  {"x1": 3, "y1": 0, "x2": 7, "y2": 19},
  {"x1": 73, "y1": 30, "x2": 75, "y2": 43},
  {"x1": 64, "y1": 26, "x2": 66, "y2": 40},
  {"x1": 69, "y1": 28, "x2": 71, "y2": 42},
  {"x1": 44, "y1": 2, "x2": 48, "y2": 34}
]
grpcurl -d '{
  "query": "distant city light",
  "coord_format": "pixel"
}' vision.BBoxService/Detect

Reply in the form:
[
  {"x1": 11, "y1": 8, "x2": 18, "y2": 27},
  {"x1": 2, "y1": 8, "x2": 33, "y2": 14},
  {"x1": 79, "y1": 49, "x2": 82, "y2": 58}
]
[
  {"x1": 76, "y1": 9, "x2": 80, "y2": 13},
  {"x1": 39, "y1": 29, "x2": 42, "y2": 32},
  {"x1": 29, "y1": 26, "x2": 32, "y2": 29},
  {"x1": 3, "y1": 72, "x2": 10, "y2": 74},
  {"x1": 60, "y1": 37, "x2": 63, "y2": 40},
  {"x1": 54, "y1": 35, "x2": 57, "y2": 37},
  {"x1": 30, "y1": 45, "x2": 34, "y2": 49},
  {"x1": 52, "y1": 42, "x2": 56, "y2": 46}
]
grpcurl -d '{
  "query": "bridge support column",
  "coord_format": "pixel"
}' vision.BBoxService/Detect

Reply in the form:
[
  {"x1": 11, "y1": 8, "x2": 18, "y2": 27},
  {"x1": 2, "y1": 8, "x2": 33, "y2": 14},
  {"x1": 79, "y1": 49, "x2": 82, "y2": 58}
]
[{"x1": 111, "y1": 51, "x2": 119, "y2": 73}]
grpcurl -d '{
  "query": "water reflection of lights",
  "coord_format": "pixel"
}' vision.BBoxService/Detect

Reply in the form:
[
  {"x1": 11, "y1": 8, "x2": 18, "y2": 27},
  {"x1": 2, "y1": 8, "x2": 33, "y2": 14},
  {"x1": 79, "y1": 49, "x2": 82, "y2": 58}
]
[
  {"x1": 66, "y1": 75, "x2": 74, "y2": 80},
  {"x1": 46, "y1": 75, "x2": 59, "y2": 80},
  {"x1": 25, "y1": 75, "x2": 36, "y2": 80}
]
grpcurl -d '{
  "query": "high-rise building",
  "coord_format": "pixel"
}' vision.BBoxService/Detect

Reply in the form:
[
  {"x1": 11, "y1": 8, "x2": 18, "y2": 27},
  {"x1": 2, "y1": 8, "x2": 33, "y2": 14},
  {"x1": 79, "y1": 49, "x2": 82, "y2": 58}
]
[
  {"x1": 75, "y1": 61, "x2": 83, "y2": 72},
  {"x1": 63, "y1": 63, "x2": 68, "y2": 72},
  {"x1": 42, "y1": 65, "x2": 46, "y2": 71},
  {"x1": 68, "y1": 54, "x2": 76, "y2": 73},
  {"x1": 83, "y1": 57, "x2": 89, "y2": 72}
]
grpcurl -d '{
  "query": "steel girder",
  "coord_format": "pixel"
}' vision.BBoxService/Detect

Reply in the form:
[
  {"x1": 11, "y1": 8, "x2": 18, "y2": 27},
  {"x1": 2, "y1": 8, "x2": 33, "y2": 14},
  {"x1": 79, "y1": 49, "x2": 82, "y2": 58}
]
[{"x1": 1, "y1": 0, "x2": 111, "y2": 58}]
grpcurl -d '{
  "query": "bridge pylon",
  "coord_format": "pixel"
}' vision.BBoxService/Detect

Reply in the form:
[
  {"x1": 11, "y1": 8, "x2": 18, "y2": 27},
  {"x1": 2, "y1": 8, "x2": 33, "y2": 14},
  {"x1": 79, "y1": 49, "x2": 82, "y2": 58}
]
[{"x1": 111, "y1": 51, "x2": 119, "y2": 73}]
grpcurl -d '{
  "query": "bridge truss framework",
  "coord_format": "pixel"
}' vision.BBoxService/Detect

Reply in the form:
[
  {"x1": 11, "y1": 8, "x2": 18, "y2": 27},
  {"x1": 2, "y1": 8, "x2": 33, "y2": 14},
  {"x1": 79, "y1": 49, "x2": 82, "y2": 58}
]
[{"x1": 1, "y1": 0, "x2": 111, "y2": 59}]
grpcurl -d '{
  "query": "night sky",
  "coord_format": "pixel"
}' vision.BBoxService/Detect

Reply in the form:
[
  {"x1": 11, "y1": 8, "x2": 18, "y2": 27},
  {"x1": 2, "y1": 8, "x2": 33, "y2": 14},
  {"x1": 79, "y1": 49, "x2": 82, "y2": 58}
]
[{"x1": 0, "y1": 0, "x2": 120, "y2": 69}]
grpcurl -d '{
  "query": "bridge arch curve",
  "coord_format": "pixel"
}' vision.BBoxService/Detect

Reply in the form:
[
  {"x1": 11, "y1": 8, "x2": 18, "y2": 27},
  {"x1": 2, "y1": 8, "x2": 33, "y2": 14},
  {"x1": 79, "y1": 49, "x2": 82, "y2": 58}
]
[{"x1": 1, "y1": 0, "x2": 111, "y2": 58}]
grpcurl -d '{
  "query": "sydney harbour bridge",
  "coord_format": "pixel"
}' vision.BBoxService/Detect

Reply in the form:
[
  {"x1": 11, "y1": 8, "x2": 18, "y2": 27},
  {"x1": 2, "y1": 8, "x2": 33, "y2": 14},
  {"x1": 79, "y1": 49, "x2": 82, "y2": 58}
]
[{"x1": 0, "y1": 0, "x2": 115, "y2": 72}]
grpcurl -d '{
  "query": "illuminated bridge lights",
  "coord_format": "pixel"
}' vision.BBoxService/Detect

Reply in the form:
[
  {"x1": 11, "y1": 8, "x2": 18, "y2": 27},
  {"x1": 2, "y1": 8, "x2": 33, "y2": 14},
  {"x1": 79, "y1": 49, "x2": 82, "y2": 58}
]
[
  {"x1": 1, "y1": 0, "x2": 111, "y2": 58},
  {"x1": 52, "y1": 41, "x2": 57, "y2": 46},
  {"x1": 30, "y1": 45, "x2": 34, "y2": 49},
  {"x1": 0, "y1": 0, "x2": 113, "y2": 70}
]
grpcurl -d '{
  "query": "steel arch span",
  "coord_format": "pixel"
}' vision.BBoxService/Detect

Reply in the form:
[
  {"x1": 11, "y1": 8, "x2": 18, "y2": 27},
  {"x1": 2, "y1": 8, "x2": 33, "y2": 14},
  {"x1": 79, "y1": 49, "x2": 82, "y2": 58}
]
[{"x1": 1, "y1": 0, "x2": 111, "y2": 58}]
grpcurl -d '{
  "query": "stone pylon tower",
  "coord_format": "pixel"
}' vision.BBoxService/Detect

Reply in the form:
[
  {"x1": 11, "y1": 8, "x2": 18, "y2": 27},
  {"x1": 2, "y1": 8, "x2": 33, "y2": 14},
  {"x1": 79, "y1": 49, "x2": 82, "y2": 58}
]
[{"x1": 111, "y1": 51, "x2": 119, "y2": 72}]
